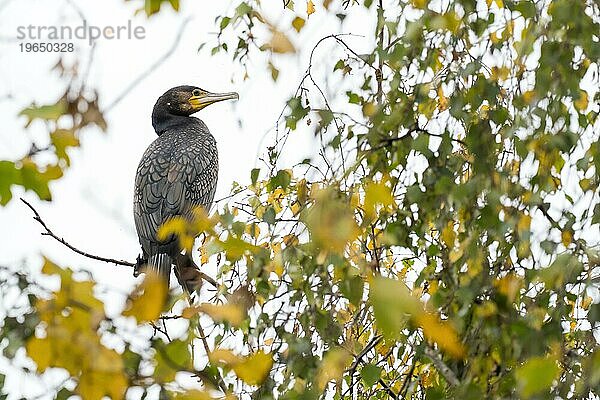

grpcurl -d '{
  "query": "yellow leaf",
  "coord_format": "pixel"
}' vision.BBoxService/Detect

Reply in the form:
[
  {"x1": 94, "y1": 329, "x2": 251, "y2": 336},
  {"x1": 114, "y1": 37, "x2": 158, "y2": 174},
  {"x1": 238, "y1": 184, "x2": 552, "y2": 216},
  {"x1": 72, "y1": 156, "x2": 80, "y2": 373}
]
[
  {"x1": 210, "y1": 348, "x2": 242, "y2": 365},
  {"x1": 581, "y1": 295, "x2": 593, "y2": 310},
  {"x1": 172, "y1": 390, "x2": 214, "y2": 400},
  {"x1": 561, "y1": 229, "x2": 573, "y2": 247},
  {"x1": 416, "y1": 314, "x2": 465, "y2": 358},
  {"x1": 158, "y1": 216, "x2": 195, "y2": 251},
  {"x1": 316, "y1": 348, "x2": 352, "y2": 390},
  {"x1": 523, "y1": 90, "x2": 536, "y2": 104},
  {"x1": 292, "y1": 16, "x2": 305, "y2": 32},
  {"x1": 362, "y1": 102, "x2": 377, "y2": 117},
  {"x1": 574, "y1": 90, "x2": 589, "y2": 112},
  {"x1": 26, "y1": 337, "x2": 51, "y2": 371},
  {"x1": 267, "y1": 29, "x2": 296, "y2": 53},
  {"x1": 364, "y1": 181, "x2": 395, "y2": 220},
  {"x1": 304, "y1": 187, "x2": 359, "y2": 253},
  {"x1": 579, "y1": 178, "x2": 592, "y2": 191},
  {"x1": 297, "y1": 178, "x2": 308, "y2": 204},
  {"x1": 517, "y1": 214, "x2": 531, "y2": 235},
  {"x1": 200, "y1": 247, "x2": 209, "y2": 264},
  {"x1": 307, "y1": 0, "x2": 315, "y2": 16},
  {"x1": 494, "y1": 274, "x2": 522, "y2": 302},
  {"x1": 186, "y1": 303, "x2": 245, "y2": 327},
  {"x1": 233, "y1": 351, "x2": 273, "y2": 385},
  {"x1": 441, "y1": 221, "x2": 456, "y2": 248},
  {"x1": 123, "y1": 272, "x2": 168, "y2": 323},
  {"x1": 437, "y1": 86, "x2": 448, "y2": 111}
]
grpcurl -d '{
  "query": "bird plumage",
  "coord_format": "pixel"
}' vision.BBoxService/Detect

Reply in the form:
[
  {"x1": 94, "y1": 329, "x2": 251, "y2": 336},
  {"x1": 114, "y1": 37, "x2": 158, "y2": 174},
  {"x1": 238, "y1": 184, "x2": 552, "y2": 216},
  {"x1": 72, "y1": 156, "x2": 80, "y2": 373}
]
[{"x1": 133, "y1": 85, "x2": 237, "y2": 288}]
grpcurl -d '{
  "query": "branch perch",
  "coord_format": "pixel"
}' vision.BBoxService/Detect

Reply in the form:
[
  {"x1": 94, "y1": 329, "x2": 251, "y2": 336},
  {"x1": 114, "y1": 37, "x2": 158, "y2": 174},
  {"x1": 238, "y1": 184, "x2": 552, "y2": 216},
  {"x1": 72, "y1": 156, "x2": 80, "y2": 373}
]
[{"x1": 20, "y1": 197, "x2": 218, "y2": 288}]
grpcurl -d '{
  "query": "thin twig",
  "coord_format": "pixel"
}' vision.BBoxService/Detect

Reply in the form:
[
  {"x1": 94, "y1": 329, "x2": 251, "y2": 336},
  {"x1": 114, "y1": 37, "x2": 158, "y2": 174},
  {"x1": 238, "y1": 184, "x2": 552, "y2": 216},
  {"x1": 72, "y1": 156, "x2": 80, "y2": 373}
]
[
  {"x1": 376, "y1": 0, "x2": 385, "y2": 105},
  {"x1": 21, "y1": 197, "x2": 219, "y2": 288},
  {"x1": 423, "y1": 346, "x2": 460, "y2": 387},
  {"x1": 21, "y1": 197, "x2": 135, "y2": 267}
]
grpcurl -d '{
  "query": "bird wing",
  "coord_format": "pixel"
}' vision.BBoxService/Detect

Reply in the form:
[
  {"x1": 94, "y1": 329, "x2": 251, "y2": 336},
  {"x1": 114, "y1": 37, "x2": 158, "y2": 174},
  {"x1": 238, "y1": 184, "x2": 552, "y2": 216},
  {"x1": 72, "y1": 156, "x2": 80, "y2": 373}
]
[{"x1": 133, "y1": 133, "x2": 218, "y2": 256}]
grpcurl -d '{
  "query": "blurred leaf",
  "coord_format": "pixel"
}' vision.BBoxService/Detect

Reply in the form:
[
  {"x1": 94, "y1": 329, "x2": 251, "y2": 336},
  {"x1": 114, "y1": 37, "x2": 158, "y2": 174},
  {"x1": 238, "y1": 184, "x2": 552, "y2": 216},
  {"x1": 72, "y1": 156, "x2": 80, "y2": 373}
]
[
  {"x1": 123, "y1": 272, "x2": 168, "y2": 323},
  {"x1": 184, "y1": 303, "x2": 245, "y2": 327},
  {"x1": 364, "y1": 180, "x2": 394, "y2": 220},
  {"x1": 317, "y1": 348, "x2": 351, "y2": 390},
  {"x1": 51, "y1": 129, "x2": 79, "y2": 166},
  {"x1": 154, "y1": 339, "x2": 191, "y2": 382},
  {"x1": 19, "y1": 99, "x2": 67, "y2": 127},
  {"x1": 233, "y1": 351, "x2": 273, "y2": 385},
  {"x1": 360, "y1": 364, "x2": 381, "y2": 386},
  {"x1": 515, "y1": 356, "x2": 560, "y2": 398},
  {"x1": 371, "y1": 277, "x2": 465, "y2": 358},
  {"x1": 304, "y1": 187, "x2": 359, "y2": 252},
  {"x1": 144, "y1": 0, "x2": 179, "y2": 16},
  {"x1": 265, "y1": 29, "x2": 295, "y2": 54},
  {"x1": 0, "y1": 161, "x2": 18, "y2": 205}
]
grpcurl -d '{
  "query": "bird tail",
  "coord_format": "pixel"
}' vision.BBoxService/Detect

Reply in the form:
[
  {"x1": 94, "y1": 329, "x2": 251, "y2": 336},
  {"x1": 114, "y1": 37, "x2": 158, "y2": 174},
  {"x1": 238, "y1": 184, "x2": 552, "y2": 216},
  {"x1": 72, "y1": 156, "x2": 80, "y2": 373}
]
[{"x1": 147, "y1": 253, "x2": 172, "y2": 286}]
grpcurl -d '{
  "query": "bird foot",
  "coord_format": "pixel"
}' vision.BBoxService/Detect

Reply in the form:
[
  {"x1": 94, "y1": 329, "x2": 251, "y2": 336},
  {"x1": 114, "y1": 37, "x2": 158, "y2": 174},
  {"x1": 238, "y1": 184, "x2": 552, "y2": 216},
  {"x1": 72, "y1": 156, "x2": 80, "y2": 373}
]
[{"x1": 134, "y1": 254, "x2": 147, "y2": 277}]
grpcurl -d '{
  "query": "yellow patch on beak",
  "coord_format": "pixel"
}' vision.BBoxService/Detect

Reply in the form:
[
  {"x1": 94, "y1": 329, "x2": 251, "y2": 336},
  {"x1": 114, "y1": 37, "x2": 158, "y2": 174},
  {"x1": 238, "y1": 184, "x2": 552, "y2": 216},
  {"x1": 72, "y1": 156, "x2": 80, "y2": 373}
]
[{"x1": 189, "y1": 91, "x2": 239, "y2": 111}]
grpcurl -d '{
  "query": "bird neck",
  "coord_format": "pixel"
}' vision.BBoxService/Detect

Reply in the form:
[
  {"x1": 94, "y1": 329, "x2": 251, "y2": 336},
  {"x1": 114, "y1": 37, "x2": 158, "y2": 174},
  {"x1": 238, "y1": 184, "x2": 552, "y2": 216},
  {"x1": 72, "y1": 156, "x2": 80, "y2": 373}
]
[{"x1": 152, "y1": 109, "x2": 192, "y2": 135}]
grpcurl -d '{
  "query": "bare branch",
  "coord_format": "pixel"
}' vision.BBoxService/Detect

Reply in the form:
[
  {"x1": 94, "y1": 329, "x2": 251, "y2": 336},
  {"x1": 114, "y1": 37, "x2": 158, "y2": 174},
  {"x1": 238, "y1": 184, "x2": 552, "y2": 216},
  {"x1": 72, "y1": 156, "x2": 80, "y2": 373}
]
[
  {"x1": 20, "y1": 197, "x2": 219, "y2": 289},
  {"x1": 21, "y1": 197, "x2": 135, "y2": 267}
]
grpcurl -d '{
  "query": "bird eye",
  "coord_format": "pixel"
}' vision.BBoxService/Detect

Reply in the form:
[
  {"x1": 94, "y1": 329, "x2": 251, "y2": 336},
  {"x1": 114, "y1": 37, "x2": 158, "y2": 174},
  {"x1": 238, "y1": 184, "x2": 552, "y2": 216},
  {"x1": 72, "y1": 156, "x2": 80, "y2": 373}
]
[{"x1": 192, "y1": 89, "x2": 202, "y2": 97}]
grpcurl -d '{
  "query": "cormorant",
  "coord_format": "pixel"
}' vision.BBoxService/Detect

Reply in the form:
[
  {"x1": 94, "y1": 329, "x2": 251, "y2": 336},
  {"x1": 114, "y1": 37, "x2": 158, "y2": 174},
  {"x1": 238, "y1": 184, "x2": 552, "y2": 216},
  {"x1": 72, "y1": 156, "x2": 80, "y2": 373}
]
[{"x1": 133, "y1": 85, "x2": 238, "y2": 289}]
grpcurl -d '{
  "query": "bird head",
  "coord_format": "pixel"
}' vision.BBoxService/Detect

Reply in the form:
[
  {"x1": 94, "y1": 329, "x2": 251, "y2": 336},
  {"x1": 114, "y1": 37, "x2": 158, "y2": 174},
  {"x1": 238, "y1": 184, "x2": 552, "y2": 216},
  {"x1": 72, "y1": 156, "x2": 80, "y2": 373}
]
[{"x1": 155, "y1": 85, "x2": 239, "y2": 116}]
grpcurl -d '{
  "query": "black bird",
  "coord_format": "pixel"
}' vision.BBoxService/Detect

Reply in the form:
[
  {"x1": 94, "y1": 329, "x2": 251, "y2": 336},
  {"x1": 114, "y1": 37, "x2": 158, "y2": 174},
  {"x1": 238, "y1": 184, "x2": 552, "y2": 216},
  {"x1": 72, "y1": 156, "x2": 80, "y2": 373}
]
[{"x1": 133, "y1": 85, "x2": 238, "y2": 289}]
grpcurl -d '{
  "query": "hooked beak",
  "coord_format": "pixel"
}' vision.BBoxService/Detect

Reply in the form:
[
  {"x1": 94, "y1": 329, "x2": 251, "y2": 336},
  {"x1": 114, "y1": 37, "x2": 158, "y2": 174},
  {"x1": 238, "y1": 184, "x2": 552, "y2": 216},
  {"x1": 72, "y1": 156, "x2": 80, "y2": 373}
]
[{"x1": 189, "y1": 91, "x2": 239, "y2": 111}]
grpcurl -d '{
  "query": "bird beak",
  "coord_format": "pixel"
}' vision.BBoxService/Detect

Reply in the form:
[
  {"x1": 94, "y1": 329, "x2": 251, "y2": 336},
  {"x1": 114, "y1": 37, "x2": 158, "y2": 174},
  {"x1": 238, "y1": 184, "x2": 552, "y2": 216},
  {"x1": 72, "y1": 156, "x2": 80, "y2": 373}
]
[{"x1": 189, "y1": 91, "x2": 239, "y2": 111}]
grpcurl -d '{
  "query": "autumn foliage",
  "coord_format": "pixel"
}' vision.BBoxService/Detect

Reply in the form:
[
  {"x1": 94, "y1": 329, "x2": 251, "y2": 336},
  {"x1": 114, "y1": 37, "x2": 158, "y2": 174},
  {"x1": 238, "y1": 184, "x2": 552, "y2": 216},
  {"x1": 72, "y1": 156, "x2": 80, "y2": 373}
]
[{"x1": 1, "y1": 0, "x2": 600, "y2": 399}]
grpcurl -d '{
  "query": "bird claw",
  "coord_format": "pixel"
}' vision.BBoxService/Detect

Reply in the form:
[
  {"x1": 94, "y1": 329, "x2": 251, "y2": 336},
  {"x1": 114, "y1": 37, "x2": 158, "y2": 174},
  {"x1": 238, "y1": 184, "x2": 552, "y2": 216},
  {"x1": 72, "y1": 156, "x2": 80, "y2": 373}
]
[{"x1": 134, "y1": 254, "x2": 147, "y2": 277}]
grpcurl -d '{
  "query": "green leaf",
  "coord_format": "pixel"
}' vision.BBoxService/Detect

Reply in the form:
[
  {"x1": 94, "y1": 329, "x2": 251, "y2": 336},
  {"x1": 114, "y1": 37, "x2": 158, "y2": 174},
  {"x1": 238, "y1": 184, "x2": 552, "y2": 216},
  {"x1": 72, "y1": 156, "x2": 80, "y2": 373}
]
[
  {"x1": 512, "y1": 1, "x2": 536, "y2": 18},
  {"x1": 0, "y1": 161, "x2": 18, "y2": 205},
  {"x1": 251, "y1": 168, "x2": 260, "y2": 185},
  {"x1": 346, "y1": 91, "x2": 361, "y2": 104},
  {"x1": 360, "y1": 364, "x2": 381, "y2": 386},
  {"x1": 262, "y1": 206, "x2": 276, "y2": 225},
  {"x1": 268, "y1": 169, "x2": 292, "y2": 190},
  {"x1": 370, "y1": 277, "x2": 412, "y2": 336},
  {"x1": 515, "y1": 356, "x2": 560, "y2": 398},
  {"x1": 19, "y1": 99, "x2": 67, "y2": 127},
  {"x1": 20, "y1": 160, "x2": 63, "y2": 201},
  {"x1": 340, "y1": 275, "x2": 364, "y2": 306},
  {"x1": 51, "y1": 129, "x2": 80, "y2": 166},
  {"x1": 154, "y1": 339, "x2": 191, "y2": 382},
  {"x1": 334, "y1": 59, "x2": 345, "y2": 71},
  {"x1": 144, "y1": 0, "x2": 179, "y2": 16}
]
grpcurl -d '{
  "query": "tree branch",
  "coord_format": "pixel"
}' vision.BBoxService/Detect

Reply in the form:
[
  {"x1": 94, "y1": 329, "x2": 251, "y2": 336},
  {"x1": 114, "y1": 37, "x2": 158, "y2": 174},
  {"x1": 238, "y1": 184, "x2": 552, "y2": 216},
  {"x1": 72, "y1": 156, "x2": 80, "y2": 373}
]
[
  {"x1": 20, "y1": 197, "x2": 219, "y2": 288},
  {"x1": 21, "y1": 197, "x2": 135, "y2": 267},
  {"x1": 423, "y1": 345, "x2": 460, "y2": 387}
]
